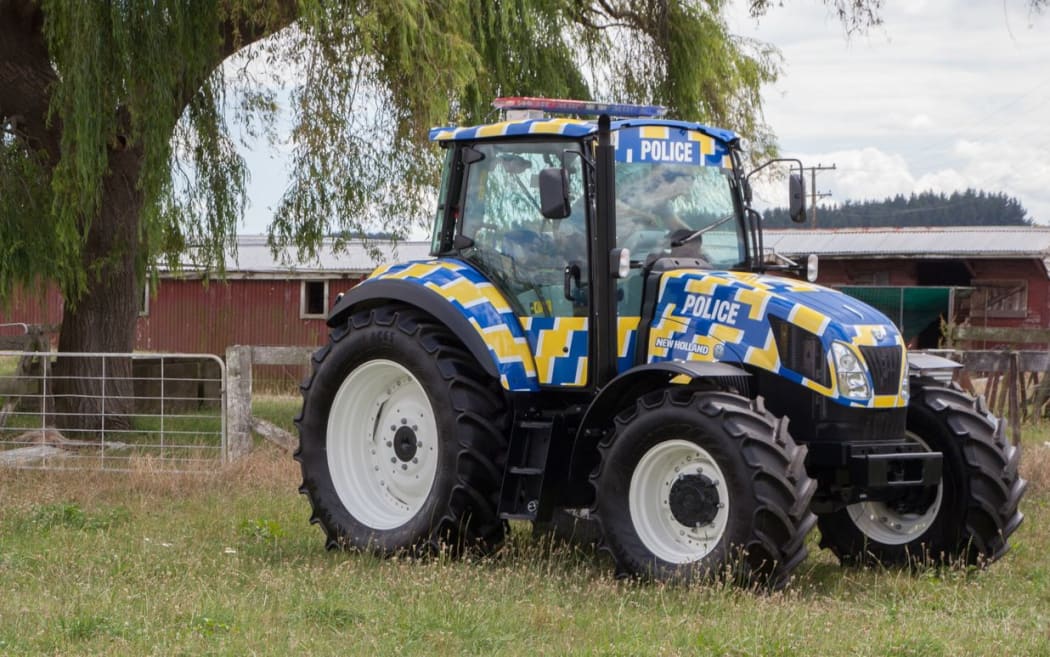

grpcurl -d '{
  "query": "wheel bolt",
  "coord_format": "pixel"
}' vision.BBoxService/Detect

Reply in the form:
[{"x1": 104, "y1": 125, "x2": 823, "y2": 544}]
[
  {"x1": 386, "y1": 441, "x2": 392, "y2": 447},
  {"x1": 390, "y1": 457, "x2": 396, "y2": 463},
  {"x1": 412, "y1": 458, "x2": 418, "y2": 464},
  {"x1": 401, "y1": 464, "x2": 408, "y2": 471}
]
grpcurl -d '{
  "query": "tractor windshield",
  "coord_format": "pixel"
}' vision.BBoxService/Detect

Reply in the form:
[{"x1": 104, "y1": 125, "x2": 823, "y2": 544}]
[{"x1": 613, "y1": 127, "x2": 745, "y2": 269}]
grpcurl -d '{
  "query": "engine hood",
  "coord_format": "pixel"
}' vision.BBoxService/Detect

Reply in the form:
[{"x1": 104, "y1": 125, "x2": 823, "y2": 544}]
[{"x1": 648, "y1": 269, "x2": 907, "y2": 408}]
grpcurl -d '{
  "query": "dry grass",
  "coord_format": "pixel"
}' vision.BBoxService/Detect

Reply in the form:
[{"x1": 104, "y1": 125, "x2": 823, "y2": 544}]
[{"x1": 0, "y1": 412, "x2": 1047, "y2": 656}]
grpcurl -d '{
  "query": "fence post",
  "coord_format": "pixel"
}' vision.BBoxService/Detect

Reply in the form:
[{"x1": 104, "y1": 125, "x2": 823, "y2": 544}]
[
  {"x1": 225, "y1": 346, "x2": 253, "y2": 460},
  {"x1": 1008, "y1": 351, "x2": 1022, "y2": 446}
]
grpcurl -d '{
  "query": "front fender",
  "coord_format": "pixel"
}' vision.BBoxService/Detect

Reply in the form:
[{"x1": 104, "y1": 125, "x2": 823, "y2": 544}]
[{"x1": 567, "y1": 360, "x2": 750, "y2": 486}]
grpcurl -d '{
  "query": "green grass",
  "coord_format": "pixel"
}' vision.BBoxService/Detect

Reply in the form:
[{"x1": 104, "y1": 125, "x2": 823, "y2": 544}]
[{"x1": 1, "y1": 416, "x2": 1048, "y2": 656}]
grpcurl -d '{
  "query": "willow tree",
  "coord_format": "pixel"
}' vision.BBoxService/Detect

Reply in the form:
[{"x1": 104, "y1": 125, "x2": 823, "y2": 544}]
[{"x1": 0, "y1": 0, "x2": 885, "y2": 431}]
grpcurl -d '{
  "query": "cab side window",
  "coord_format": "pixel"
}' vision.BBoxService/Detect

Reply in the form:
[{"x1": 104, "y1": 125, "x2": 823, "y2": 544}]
[{"x1": 458, "y1": 141, "x2": 587, "y2": 317}]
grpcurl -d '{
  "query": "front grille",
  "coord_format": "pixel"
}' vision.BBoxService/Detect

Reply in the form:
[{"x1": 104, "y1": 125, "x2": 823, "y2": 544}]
[
  {"x1": 858, "y1": 345, "x2": 903, "y2": 395},
  {"x1": 769, "y1": 316, "x2": 830, "y2": 386}
]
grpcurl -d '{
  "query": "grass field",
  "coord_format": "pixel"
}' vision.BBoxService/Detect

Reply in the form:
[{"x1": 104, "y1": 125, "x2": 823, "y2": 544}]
[{"x1": 1, "y1": 402, "x2": 1048, "y2": 656}]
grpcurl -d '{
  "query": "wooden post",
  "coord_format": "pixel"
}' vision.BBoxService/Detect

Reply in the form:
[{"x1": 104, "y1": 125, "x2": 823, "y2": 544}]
[
  {"x1": 1008, "y1": 352, "x2": 1022, "y2": 446},
  {"x1": 225, "y1": 346, "x2": 253, "y2": 461}
]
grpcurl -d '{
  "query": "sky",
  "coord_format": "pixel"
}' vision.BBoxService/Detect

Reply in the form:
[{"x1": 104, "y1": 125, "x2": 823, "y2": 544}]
[
  {"x1": 237, "y1": 0, "x2": 1050, "y2": 234},
  {"x1": 726, "y1": 0, "x2": 1050, "y2": 223}
]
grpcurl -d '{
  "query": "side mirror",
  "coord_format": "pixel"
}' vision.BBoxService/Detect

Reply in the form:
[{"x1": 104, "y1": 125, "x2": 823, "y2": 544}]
[
  {"x1": 789, "y1": 172, "x2": 807, "y2": 223},
  {"x1": 539, "y1": 168, "x2": 571, "y2": 219}
]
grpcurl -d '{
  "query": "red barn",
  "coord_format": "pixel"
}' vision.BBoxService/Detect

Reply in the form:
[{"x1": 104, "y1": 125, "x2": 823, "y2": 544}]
[
  {"x1": 1, "y1": 236, "x2": 433, "y2": 359},
  {"x1": 764, "y1": 226, "x2": 1050, "y2": 349}
]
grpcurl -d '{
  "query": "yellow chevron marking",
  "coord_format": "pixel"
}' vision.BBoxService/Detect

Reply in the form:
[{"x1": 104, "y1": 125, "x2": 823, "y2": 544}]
[
  {"x1": 476, "y1": 122, "x2": 512, "y2": 138},
  {"x1": 618, "y1": 317, "x2": 640, "y2": 358},
  {"x1": 683, "y1": 276, "x2": 726, "y2": 296},
  {"x1": 743, "y1": 329, "x2": 779, "y2": 371},
  {"x1": 640, "y1": 126, "x2": 670, "y2": 140},
  {"x1": 851, "y1": 325, "x2": 892, "y2": 346},
  {"x1": 733, "y1": 287, "x2": 770, "y2": 321},
  {"x1": 687, "y1": 132, "x2": 715, "y2": 156},
  {"x1": 789, "y1": 305, "x2": 829, "y2": 336},
  {"x1": 710, "y1": 323, "x2": 744, "y2": 344},
  {"x1": 530, "y1": 118, "x2": 588, "y2": 134}
]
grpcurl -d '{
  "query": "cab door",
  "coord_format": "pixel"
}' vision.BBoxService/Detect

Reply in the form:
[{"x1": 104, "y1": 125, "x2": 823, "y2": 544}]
[{"x1": 455, "y1": 140, "x2": 592, "y2": 387}]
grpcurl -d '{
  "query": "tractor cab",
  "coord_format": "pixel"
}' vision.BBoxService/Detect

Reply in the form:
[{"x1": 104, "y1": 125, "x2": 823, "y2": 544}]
[
  {"x1": 431, "y1": 98, "x2": 808, "y2": 297},
  {"x1": 427, "y1": 97, "x2": 808, "y2": 389}
]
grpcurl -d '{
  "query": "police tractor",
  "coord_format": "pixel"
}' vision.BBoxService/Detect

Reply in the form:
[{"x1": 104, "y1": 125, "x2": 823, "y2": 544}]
[{"x1": 296, "y1": 98, "x2": 1026, "y2": 586}]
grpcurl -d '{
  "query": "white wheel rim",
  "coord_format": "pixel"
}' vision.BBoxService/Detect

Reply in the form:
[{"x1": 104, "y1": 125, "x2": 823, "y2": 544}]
[
  {"x1": 629, "y1": 439, "x2": 730, "y2": 564},
  {"x1": 846, "y1": 433, "x2": 943, "y2": 545},
  {"x1": 327, "y1": 359, "x2": 439, "y2": 530}
]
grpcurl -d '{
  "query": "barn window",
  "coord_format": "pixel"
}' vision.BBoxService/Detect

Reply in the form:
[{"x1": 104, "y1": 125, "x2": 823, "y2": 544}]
[
  {"x1": 301, "y1": 280, "x2": 329, "y2": 318},
  {"x1": 971, "y1": 280, "x2": 1027, "y2": 319},
  {"x1": 139, "y1": 277, "x2": 151, "y2": 317}
]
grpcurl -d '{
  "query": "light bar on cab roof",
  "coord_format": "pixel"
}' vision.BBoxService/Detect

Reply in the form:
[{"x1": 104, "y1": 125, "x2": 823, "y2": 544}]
[{"x1": 492, "y1": 97, "x2": 667, "y2": 118}]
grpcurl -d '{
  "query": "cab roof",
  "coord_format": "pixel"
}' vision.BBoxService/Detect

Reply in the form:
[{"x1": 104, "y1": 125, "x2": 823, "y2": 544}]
[{"x1": 428, "y1": 118, "x2": 738, "y2": 145}]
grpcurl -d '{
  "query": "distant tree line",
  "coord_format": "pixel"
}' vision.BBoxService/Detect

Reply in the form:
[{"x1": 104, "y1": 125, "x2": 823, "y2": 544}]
[{"x1": 761, "y1": 189, "x2": 1032, "y2": 229}]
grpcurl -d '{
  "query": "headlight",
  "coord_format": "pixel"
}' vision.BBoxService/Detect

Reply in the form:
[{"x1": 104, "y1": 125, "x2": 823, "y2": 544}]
[{"x1": 831, "y1": 342, "x2": 871, "y2": 400}]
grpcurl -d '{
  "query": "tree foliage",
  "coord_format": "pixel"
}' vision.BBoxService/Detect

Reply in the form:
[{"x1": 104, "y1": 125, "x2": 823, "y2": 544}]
[
  {"x1": 761, "y1": 189, "x2": 1033, "y2": 229},
  {"x1": 0, "y1": 0, "x2": 794, "y2": 304}
]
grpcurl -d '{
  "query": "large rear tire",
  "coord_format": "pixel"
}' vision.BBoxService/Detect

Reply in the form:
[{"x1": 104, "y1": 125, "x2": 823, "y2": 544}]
[
  {"x1": 817, "y1": 384, "x2": 1027, "y2": 566},
  {"x1": 295, "y1": 305, "x2": 509, "y2": 555},
  {"x1": 591, "y1": 389, "x2": 817, "y2": 588}
]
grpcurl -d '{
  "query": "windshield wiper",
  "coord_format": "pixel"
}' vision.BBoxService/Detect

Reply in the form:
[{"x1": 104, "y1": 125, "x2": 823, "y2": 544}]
[{"x1": 670, "y1": 213, "x2": 735, "y2": 247}]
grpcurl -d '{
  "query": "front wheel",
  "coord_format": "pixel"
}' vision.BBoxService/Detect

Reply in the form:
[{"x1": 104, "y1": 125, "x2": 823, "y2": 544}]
[
  {"x1": 591, "y1": 389, "x2": 816, "y2": 588},
  {"x1": 817, "y1": 384, "x2": 1027, "y2": 566},
  {"x1": 295, "y1": 305, "x2": 509, "y2": 556}
]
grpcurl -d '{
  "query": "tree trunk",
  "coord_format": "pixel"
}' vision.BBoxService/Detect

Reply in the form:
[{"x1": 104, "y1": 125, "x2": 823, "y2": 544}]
[
  {"x1": 52, "y1": 145, "x2": 145, "y2": 438},
  {"x1": 3, "y1": 1, "x2": 299, "y2": 437}
]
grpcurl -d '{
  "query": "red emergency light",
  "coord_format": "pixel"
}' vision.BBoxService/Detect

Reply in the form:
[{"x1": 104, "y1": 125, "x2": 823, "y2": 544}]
[{"x1": 492, "y1": 97, "x2": 667, "y2": 118}]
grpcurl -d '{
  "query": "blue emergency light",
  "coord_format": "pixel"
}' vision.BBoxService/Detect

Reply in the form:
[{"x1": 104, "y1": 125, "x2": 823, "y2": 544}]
[{"x1": 493, "y1": 97, "x2": 667, "y2": 118}]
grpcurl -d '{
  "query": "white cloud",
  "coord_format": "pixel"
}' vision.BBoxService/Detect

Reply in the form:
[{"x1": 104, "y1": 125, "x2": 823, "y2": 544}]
[{"x1": 729, "y1": 0, "x2": 1050, "y2": 224}]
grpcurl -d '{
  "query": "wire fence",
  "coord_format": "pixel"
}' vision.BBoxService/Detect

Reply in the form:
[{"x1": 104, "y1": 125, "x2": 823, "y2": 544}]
[{"x1": 0, "y1": 351, "x2": 226, "y2": 473}]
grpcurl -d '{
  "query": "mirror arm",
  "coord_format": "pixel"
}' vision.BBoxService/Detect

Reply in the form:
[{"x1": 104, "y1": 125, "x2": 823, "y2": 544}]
[{"x1": 745, "y1": 157, "x2": 804, "y2": 186}]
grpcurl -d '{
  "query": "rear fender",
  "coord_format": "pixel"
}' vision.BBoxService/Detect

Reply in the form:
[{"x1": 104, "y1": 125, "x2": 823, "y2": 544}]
[{"x1": 329, "y1": 272, "x2": 539, "y2": 392}]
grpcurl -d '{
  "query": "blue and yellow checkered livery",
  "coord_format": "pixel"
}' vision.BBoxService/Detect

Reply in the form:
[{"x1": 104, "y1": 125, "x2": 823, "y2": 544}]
[
  {"x1": 430, "y1": 117, "x2": 737, "y2": 152},
  {"x1": 368, "y1": 260, "x2": 540, "y2": 391},
  {"x1": 365, "y1": 259, "x2": 905, "y2": 408},
  {"x1": 645, "y1": 270, "x2": 907, "y2": 409},
  {"x1": 364, "y1": 260, "x2": 639, "y2": 391}
]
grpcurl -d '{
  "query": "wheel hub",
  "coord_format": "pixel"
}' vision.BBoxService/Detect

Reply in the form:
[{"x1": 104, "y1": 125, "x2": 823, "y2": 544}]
[
  {"x1": 668, "y1": 473, "x2": 720, "y2": 527},
  {"x1": 628, "y1": 439, "x2": 730, "y2": 564},
  {"x1": 326, "y1": 359, "x2": 439, "y2": 530},
  {"x1": 393, "y1": 425, "x2": 418, "y2": 462}
]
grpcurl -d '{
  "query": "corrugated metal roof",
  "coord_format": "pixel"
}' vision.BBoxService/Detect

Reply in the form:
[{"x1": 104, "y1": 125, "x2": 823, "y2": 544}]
[
  {"x1": 763, "y1": 227, "x2": 1050, "y2": 258},
  {"x1": 164, "y1": 236, "x2": 433, "y2": 278}
]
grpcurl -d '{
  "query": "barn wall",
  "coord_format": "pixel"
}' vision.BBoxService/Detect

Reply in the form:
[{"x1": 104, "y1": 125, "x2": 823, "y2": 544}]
[
  {"x1": 0, "y1": 285, "x2": 63, "y2": 335},
  {"x1": 137, "y1": 277, "x2": 363, "y2": 354},
  {"x1": 815, "y1": 256, "x2": 1050, "y2": 350}
]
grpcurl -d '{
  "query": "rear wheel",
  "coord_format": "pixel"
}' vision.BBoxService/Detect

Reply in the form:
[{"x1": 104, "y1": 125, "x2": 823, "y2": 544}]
[
  {"x1": 817, "y1": 384, "x2": 1027, "y2": 566},
  {"x1": 295, "y1": 305, "x2": 509, "y2": 555},
  {"x1": 592, "y1": 389, "x2": 816, "y2": 587}
]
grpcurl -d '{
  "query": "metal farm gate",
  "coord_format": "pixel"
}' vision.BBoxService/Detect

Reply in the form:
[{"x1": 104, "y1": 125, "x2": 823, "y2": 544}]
[{"x1": 0, "y1": 350, "x2": 226, "y2": 472}]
